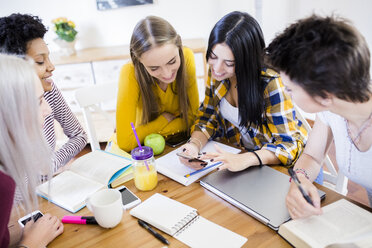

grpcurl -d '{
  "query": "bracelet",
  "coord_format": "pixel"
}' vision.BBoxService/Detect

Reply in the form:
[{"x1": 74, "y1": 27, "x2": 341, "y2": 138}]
[
  {"x1": 289, "y1": 168, "x2": 310, "y2": 182},
  {"x1": 187, "y1": 137, "x2": 202, "y2": 153},
  {"x1": 294, "y1": 168, "x2": 310, "y2": 180},
  {"x1": 249, "y1": 151, "x2": 263, "y2": 167}
]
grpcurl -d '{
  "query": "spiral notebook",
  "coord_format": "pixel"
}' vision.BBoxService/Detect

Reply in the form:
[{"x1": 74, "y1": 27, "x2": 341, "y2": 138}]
[{"x1": 130, "y1": 193, "x2": 247, "y2": 248}]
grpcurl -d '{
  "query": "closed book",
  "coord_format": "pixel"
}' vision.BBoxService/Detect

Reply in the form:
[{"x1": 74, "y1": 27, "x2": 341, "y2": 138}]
[{"x1": 109, "y1": 166, "x2": 133, "y2": 188}]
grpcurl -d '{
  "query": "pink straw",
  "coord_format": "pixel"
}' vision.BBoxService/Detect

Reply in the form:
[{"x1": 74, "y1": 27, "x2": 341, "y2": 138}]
[{"x1": 130, "y1": 122, "x2": 149, "y2": 171}]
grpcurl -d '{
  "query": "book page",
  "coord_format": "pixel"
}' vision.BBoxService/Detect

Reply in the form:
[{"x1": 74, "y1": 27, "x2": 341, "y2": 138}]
[
  {"x1": 175, "y1": 216, "x2": 247, "y2": 248},
  {"x1": 279, "y1": 199, "x2": 372, "y2": 247},
  {"x1": 36, "y1": 171, "x2": 105, "y2": 212},
  {"x1": 70, "y1": 150, "x2": 131, "y2": 185},
  {"x1": 156, "y1": 141, "x2": 240, "y2": 186}
]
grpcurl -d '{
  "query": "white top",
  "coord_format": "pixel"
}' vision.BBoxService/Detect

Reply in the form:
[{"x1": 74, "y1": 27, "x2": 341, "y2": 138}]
[
  {"x1": 220, "y1": 98, "x2": 255, "y2": 150},
  {"x1": 317, "y1": 111, "x2": 372, "y2": 193}
]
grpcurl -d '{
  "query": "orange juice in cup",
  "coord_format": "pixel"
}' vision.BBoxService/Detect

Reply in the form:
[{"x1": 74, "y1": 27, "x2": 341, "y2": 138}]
[{"x1": 131, "y1": 146, "x2": 158, "y2": 191}]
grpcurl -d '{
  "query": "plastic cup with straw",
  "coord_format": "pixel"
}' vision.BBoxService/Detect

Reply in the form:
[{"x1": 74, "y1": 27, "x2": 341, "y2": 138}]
[{"x1": 130, "y1": 122, "x2": 150, "y2": 171}]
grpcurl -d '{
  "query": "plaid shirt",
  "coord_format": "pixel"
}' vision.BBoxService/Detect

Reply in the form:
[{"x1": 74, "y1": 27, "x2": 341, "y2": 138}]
[{"x1": 192, "y1": 68, "x2": 307, "y2": 166}]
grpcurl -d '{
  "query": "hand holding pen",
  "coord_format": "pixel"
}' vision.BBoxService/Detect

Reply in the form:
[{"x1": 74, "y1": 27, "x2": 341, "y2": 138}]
[{"x1": 286, "y1": 168, "x2": 322, "y2": 219}]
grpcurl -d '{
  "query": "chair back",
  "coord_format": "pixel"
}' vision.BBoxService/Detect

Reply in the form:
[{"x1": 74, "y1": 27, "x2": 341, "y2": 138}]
[
  {"x1": 75, "y1": 82, "x2": 117, "y2": 151},
  {"x1": 294, "y1": 105, "x2": 348, "y2": 195}
]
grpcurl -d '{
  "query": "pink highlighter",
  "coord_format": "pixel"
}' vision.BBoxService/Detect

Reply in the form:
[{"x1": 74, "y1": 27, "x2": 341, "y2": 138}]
[{"x1": 62, "y1": 216, "x2": 98, "y2": 225}]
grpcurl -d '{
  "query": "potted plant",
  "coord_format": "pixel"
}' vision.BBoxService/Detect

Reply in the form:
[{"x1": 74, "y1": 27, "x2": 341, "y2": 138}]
[{"x1": 52, "y1": 17, "x2": 78, "y2": 56}]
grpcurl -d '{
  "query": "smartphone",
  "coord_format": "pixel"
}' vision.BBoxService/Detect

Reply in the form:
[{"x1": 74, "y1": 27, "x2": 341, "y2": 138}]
[
  {"x1": 18, "y1": 210, "x2": 43, "y2": 228},
  {"x1": 117, "y1": 186, "x2": 141, "y2": 209},
  {"x1": 176, "y1": 152, "x2": 208, "y2": 164},
  {"x1": 165, "y1": 132, "x2": 189, "y2": 147}
]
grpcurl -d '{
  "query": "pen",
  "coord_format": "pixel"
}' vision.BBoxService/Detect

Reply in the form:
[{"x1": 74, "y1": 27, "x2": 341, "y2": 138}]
[
  {"x1": 288, "y1": 168, "x2": 314, "y2": 206},
  {"x1": 184, "y1": 161, "x2": 222, "y2": 178},
  {"x1": 62, "y1": 216, "x2": 98, "y2": 225},
  {"x1": 138, "y1": 219, "x2": 169, "y2": 245}
]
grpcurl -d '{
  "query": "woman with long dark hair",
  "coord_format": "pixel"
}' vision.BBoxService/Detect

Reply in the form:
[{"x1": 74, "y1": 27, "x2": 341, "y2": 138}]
[{"x1": 180, "y1": 11, "x2": 307, "y2": 171}]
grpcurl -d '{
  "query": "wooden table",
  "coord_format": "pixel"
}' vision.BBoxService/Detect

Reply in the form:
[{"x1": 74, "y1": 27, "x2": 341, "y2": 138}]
[{"x1": 8, "y1": 149, "x2": 371, "y2": 248}]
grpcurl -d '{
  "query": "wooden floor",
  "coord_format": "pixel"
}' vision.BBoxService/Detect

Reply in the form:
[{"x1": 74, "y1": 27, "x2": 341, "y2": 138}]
[{"x1": 78, "y1": 142, "x2": 370, "y2": 208}]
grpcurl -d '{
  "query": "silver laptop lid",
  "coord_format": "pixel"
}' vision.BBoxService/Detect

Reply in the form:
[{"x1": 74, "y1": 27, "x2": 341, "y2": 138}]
[{"x1": 200, "y1": 165, "x2": 325, "y2": 230}]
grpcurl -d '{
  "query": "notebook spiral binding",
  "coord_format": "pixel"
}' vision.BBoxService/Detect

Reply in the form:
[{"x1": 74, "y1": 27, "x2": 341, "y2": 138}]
[{"x1": 174, "y1": 211, "x2": 200, "y2": 236}]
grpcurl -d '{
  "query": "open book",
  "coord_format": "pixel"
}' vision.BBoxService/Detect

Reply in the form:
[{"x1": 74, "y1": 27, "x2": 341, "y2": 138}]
[
  {"x1": 36, "y1": 150, "x2": 132, "y2": 213},
  {"x1": 130, "y1": 193, "x2": 247, "y2": 248},
  {"x1": 156, "y1": 141, "x2": 240, "y2": 186},
  {"x1": 278, "y1": 199, "x2": 372, "y2": 248}
]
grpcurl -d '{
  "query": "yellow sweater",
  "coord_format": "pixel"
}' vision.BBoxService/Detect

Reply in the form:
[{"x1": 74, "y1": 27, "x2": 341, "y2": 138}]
[{"x1": 116, "y1": 47, "x2": 199, "y2": 152}]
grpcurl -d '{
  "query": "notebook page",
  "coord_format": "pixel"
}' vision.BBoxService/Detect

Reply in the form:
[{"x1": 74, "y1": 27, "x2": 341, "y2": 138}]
[
  {"x1": 175, "y1": 216, "x2": 247, "y2": 248},
  {"x1": 156, "y1": 141, "x2": 241, "y2": 186},
  {"x1": 130, "y1": 193, "x2": 197, "y2": 235}
]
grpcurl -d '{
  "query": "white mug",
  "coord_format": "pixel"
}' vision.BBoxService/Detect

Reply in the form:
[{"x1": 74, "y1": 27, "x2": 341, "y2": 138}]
[{"x1": 86, "y1": 189, "x2": 123, "y2": 228}]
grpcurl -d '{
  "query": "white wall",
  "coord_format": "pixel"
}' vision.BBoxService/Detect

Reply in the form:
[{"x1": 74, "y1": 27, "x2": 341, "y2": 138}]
[
  {"x1": 1, "y1": 0, "x2": 371, "y2": 60},
  {"x1": 0, "y1": 0, "x2": 219, "y2": 52}
]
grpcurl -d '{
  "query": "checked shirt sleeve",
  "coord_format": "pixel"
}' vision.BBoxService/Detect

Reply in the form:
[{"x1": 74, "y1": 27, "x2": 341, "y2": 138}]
[{"x1": 260, "y1": 76, "x2": 307, "y2": 166}]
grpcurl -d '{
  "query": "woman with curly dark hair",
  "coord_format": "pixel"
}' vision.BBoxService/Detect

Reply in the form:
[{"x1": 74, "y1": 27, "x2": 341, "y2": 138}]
[{"x1": 0, "y1": 13, "x2": 87, "y2": 174}]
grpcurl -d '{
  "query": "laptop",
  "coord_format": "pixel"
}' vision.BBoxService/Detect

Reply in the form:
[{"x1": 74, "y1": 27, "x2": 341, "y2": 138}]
[{"x1": 200, "y1": 165, "x2": 326, "y2": 230}]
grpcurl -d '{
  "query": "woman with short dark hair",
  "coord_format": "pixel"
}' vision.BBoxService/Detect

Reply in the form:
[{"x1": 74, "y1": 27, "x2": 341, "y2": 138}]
[
  {"x1": 180, "y1": 11, "x2": 307, "y2": 171},
  {"x1": 266, "y1": 15, "x2": 372, "y2": 218}
]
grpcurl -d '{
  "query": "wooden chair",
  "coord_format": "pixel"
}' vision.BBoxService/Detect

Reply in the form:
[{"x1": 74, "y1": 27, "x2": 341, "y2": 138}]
[
  {"x1": 74, "y1": 82, "x2": 117, "y2": 152},
  {"x1": 295, "y1": 106, "x2": 348, "y2": 195}
]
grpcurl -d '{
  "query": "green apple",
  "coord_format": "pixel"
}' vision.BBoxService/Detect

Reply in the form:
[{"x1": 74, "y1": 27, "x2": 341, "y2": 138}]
[{"x1": 144, "y1": 133, "x2": 165, "y2": 155}]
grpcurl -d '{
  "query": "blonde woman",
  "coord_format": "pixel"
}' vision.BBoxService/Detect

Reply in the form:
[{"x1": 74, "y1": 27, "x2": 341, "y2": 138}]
[
  {"x1": 0, "y1": 54, "x2": 63, "y2": 247},
  {"x1": 116, "y1": 16, "x2": 199, "y2": 152}
]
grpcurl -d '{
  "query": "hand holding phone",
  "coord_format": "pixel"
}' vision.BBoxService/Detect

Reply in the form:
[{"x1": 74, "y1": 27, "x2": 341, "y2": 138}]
[
  {"x1": 176, "y1": 153, "x2": 208, "y2": 166},
  {"x1": 18, "y1": 210, "x2": 43, "y2": 227}
]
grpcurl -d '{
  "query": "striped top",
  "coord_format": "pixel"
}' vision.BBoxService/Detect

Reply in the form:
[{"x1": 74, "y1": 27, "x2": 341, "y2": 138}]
[
  {"x1": 192, "y1": 68, "x2": 308, "y2": 166},
  {"x1": 43, "y1": 82, "x2": 87, "y2": 172}
]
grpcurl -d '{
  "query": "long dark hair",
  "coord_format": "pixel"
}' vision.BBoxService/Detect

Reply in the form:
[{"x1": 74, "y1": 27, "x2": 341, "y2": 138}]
[
  {"x1": 130, "y1": 16, "x2": 189, "y2": 130},
  {"x1": 207, "y1": 11, "x2": 266, "y2": 128}
]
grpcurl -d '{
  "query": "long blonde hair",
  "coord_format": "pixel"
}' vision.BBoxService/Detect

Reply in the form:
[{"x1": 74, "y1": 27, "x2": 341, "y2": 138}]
[
  {"x1": 130, "y1": 16, "x2": 190, "y2": 130},
  {"x1": 0, "y1": 54, "x2": 50, "y2": 212}
]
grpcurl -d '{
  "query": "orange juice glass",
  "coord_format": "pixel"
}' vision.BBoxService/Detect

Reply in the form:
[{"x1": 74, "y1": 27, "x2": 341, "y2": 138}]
[{"x1": 131, "y1": 146, "x2": 158, "y2": 191}]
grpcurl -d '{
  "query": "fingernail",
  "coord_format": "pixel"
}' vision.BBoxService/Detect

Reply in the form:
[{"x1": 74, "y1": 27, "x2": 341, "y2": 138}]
[
  {"x1": 188, "y1": 159, "x2": 193, "y2": 162},
  {"x1": 210, "y1": 159, "x2": 214, "y2": 162},
  {"x1": 197, "y1": 156, "x2": 201, "y2": 159},
  {"x1": 202, "y1": 152, "x2": 206, "y2": 155},
  {"x1": 201, "y1": 163, "x2": 208, "y2": 167},
  {"x1": 216, "y1": 167, "x2": 220, "y2": 171},
  {"x1": 183, "y1": 148, "x2": 186, "y2": 152}
]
